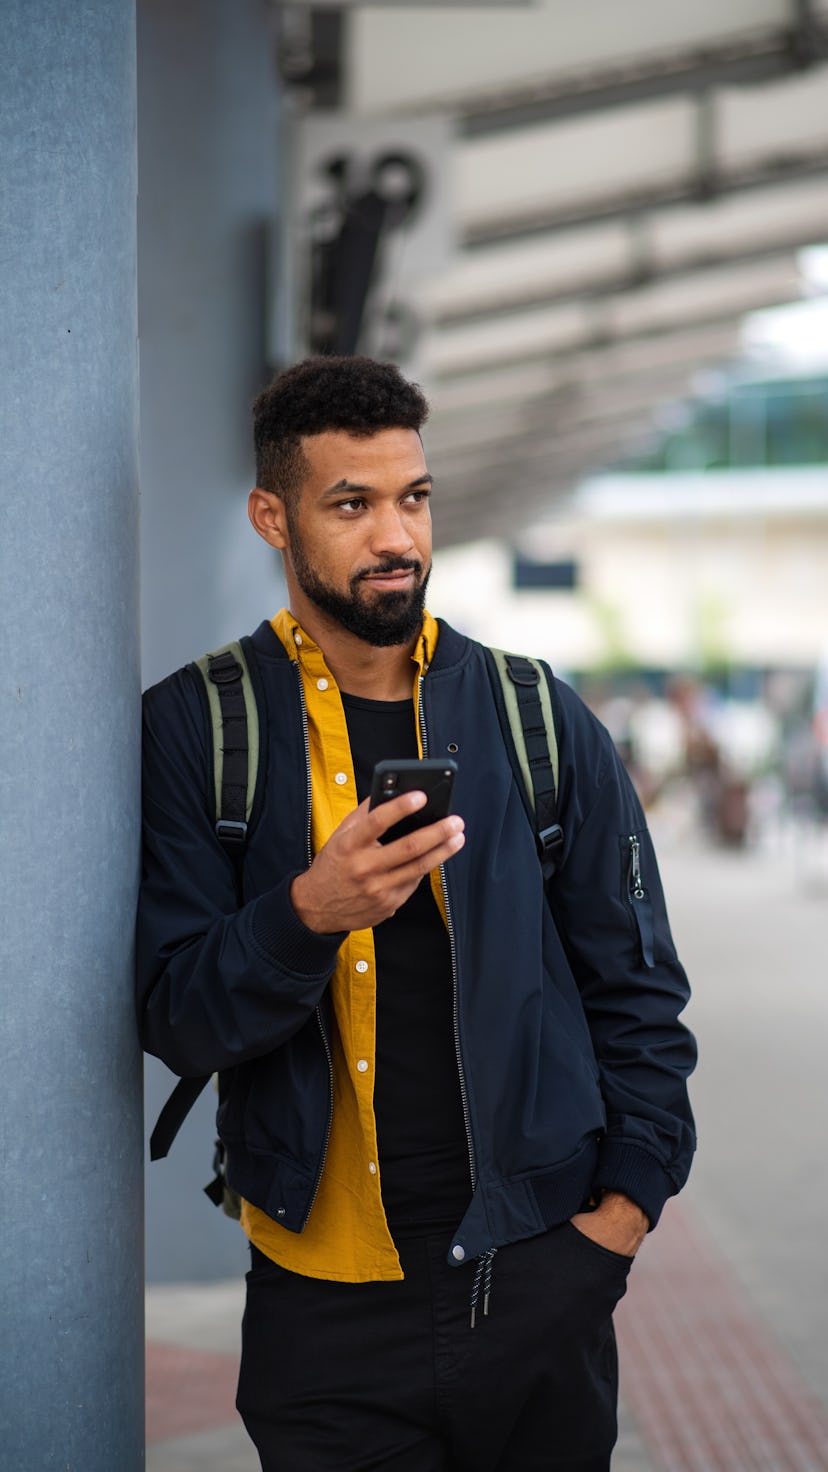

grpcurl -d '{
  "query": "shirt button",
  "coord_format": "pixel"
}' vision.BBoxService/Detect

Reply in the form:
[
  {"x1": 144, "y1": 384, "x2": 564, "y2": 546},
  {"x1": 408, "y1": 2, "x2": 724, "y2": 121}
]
[
  {"x1": 357, "y1": 1059, "x2": 369, "y2": 1073},
  {"x1": 294, "y1": 632, "x2": 303, "y2": 646},
  {"x1": 334, "y1": 772, "x2": 348, "y2": 786},
  {"x1": 317, "y1": 677, "x2": 329, "y2": 691},
  {"x1": 451, "y1": 1244, "x2": 466, "y2": 1262},
  {"x1": 355, "y1": 959, "x2": 369, "y2": 974},
  {"x1": 368, "y1": 1161, "x2": 377, "y2": 1175}
]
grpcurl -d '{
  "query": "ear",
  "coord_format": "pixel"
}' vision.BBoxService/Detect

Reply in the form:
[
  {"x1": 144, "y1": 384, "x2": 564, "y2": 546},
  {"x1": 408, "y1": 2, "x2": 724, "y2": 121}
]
[{"x1": 248, "y1": 487, "x2": 289, "y2": 549}]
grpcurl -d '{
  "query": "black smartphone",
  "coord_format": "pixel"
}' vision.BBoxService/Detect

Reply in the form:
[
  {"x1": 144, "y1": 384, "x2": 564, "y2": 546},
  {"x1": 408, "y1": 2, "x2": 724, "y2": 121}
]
[{"x1": 369, "y1": 758, "x2": 458, "y2": 844}]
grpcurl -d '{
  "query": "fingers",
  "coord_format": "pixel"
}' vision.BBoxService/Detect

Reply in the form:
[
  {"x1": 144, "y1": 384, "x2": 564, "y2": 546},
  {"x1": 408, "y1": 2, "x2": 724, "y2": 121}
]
[
  {"x1": 362, "y1": 792, "x2": 463, "y2": 851},
  {"x1": 361, "y1": 819, "x2": 465, "y2": 925},
  {"x1": 383, "y1": 814, "x2": 465, "y2": 873},
  {"x1": 291, "y1": 795, "x2": 465, "y2": 936},
  {"x1": 360, "y1": 792, "x2": 464, "y2": 870},
  {"x1": 363, "y1": 789, "x2": 427, "y2": 839}
]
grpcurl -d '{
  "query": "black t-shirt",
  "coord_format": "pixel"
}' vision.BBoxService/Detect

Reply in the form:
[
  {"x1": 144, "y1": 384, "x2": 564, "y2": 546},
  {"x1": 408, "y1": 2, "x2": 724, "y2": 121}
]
[{"x1": 341, "y1": 691, "x2": 471, "y2": 1235}]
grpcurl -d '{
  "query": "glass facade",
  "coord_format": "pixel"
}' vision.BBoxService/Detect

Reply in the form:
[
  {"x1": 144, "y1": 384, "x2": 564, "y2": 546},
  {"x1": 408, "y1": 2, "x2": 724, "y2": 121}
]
[{"x1": 619, "y1": 375, "x2": 828, "y2": 473}]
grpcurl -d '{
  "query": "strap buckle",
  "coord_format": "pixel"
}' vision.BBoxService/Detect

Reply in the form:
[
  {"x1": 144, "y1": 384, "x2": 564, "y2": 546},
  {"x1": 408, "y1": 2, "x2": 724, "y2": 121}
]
[
  {"x1": 215, "y1": 819, "x2": 248, "y2": 845},
  {"x1": 537, "y1": 822, "x2": 564, "y2": 877}
]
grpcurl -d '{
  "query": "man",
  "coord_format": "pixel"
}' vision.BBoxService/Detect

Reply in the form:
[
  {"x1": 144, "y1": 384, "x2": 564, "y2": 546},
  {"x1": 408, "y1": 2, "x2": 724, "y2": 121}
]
[{"x1": 137, "y1": 354, "x2": 696, "y2": 1472}]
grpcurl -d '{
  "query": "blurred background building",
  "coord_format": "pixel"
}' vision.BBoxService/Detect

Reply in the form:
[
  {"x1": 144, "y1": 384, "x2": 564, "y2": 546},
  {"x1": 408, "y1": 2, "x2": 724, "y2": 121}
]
[{"x1": 137, "y1": 0, "x2": 828, "y2": 1289}]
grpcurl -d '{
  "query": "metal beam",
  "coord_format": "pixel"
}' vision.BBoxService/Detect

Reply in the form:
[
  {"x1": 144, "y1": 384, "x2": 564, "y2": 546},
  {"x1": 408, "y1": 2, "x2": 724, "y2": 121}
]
[
  {"x1": 462, "y1": 147, "x2": 828, "y2": 247},
  {"x1": 426, "y1": 359, "x2": 714, "y2": 458},
  {"x1": 456, "y1": 23, "x2": 828, "y2": 137},
  {"x1": 432, "y1": 234, "x2": 819, "y2": 328},
  {"x1": 426, "y1": 321, "x2": 741, "y2": 417},
  {"x1": 428, "y1": 284, "x2": 800, "y2": 383}
]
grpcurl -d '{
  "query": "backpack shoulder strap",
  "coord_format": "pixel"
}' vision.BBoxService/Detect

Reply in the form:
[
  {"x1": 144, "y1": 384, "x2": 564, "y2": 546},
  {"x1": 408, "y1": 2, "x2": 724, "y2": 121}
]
[
  {"x1": 149, "y1": 638, "x2": 262, "y2": 1172},
  {"x1": 486, "y1": 646, "x2": 565, "y2": 880},
  {"x1": 192, "y1": 639, "x2": 260, "y2": 850}
]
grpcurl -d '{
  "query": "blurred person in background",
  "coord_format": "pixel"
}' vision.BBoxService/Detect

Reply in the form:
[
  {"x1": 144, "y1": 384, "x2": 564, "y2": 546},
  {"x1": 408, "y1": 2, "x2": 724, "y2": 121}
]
[{"x1": 137, "y1": 356, "x2": 696, "y2": 1472}]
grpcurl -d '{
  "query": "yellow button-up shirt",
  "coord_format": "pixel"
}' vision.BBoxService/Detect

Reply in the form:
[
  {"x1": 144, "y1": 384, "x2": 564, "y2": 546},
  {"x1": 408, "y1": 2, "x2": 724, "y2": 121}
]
[{"x1": 240, "y1": 607, "x2": 446, "y2": 1282}]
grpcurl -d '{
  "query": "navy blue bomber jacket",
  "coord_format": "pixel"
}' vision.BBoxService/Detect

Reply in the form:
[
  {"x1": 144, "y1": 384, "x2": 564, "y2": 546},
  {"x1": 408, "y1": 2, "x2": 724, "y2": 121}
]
[{"x1": 137, "y1": 617, "x2": 696, "y2": 1268}]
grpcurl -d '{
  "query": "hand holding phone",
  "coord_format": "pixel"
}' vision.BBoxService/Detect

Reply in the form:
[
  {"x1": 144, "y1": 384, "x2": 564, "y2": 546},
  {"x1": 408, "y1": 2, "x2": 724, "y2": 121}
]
[
  {"x1": 369, "y1": 758, "x2": 458, "y2": 844},
  {"x1": 290, "y1": 759, "x2": 463, "y2": 934}
]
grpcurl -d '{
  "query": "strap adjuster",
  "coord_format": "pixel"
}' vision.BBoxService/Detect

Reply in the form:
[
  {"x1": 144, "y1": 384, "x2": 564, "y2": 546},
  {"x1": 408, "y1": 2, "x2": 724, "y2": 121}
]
[
  {"x1": 537, "y1": 822, "x2": 564, "y2": 855},
  {"x1": 505, "y1": 657, "x2": 540, "y2": 688},
  {"x1": 537, "y1": 822, "x2": 564, "y2": 878},
  {"x1": 208, "y1": 655, "x2": 243, "y2": 686},
  {"x1": 215, "y1": 818, "x2": 248, "y2": 845}
]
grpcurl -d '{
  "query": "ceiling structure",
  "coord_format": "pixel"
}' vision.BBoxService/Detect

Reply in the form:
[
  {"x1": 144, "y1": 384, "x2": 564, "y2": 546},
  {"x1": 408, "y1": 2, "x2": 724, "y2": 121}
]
[{"x1": 284, "y1": 0, "x2": 828, "y2": 546}]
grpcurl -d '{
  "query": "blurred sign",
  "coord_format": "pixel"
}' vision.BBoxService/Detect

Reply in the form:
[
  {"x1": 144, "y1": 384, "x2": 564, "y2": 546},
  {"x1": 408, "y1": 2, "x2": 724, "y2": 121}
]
[
  {"x1": 513, "y1": 555, "x2": 579, "y2": 590},
  {"x1": 292, "y1": 113, "x2": 453, "y2": 369}
]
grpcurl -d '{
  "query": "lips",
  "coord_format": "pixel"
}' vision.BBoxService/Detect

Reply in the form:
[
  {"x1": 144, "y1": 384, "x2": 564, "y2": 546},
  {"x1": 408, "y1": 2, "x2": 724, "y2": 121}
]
[
  {"x1": 360, "y1": 564, "x2": 420, "y2": 590},
  {"x1": 363, "y1": 570, "x2": 414, "y2": 584}
]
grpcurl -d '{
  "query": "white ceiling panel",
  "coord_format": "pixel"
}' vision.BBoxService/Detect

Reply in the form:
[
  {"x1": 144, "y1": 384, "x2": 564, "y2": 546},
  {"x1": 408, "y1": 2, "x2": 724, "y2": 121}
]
[
  {"x1": 427, "y1": 299, "x2": 590, "y2": 374},
  {"x1": 426, "y1": 321, "x2": 741, "y2": 417},
  {"x1": 719, "y1": 67, "x2": 828, "y2": 167},
  {"x1": 455, "y1": 98, "x2": 696, "y2": 227},
  {"x1": 416, "y1": 176, "x2": 828, "y2": 328},
  {"x1": 421, "y1": 255, "x2": 800, "y2": 379},
  {"x1": 605, "y1": 255, "x2": 801, "y2": 336},
  {"x1": 649, "y1": 179, "x2": 828, "y2": 266},
  {"x1": 420, "y1": 222, "x2": 632, "y2": 315},
  {"x1": 564, "y1": 325, "x2": 742, "y2": 385},
  {"x1": 431, "y1": 361, "x2": 563, "y2": 414},
  {"x1": 349, "y1": 0, "x2": 788, "y2": 113}
]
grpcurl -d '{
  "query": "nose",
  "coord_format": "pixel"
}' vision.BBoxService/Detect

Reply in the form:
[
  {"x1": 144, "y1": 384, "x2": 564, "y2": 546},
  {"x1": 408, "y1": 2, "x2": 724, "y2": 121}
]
[{"x1": 369, "y1": 503, "x2": 415, "y2": 559}]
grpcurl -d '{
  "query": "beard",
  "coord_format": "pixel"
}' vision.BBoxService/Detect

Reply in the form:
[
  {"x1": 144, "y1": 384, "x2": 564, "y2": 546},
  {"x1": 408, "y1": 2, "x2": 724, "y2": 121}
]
[{"x1": 288, "y1": 524, "x2": 431, "y2": 648}]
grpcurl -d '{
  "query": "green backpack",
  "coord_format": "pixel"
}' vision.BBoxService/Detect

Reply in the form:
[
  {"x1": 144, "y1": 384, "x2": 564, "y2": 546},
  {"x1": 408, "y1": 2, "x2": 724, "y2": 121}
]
[{"x1": 150, "y1": 638, "x2": 564, "y2": 1211}]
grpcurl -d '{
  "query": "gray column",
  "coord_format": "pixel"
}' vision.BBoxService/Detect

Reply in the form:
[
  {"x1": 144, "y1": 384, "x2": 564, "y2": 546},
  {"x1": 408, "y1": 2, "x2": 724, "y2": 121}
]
[
  {"x1": 0, "y1": 4, "x2": 143, "y2": 1469},
  {"x1": 138, "y1": 0, "x2": 285, "y2": 692},
  {"x1": 138, "y1": 0, "x2": 285, "y2": 1283}
]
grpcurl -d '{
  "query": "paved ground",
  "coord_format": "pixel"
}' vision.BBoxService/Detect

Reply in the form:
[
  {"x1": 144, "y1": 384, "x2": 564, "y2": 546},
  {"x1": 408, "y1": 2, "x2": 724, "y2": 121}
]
[{"x1": 146, "y1": 818, "x2": 828, "y2": 1470}]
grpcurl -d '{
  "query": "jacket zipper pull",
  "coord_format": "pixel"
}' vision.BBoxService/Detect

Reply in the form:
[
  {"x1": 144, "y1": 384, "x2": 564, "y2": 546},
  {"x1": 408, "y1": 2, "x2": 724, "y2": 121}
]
[{"x1": 629, "y1": 834, "x2": 645, "y2": 899}]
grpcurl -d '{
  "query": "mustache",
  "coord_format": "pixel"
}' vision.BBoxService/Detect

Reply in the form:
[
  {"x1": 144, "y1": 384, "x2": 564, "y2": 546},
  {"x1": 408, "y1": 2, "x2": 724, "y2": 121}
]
[{"x1": 357, "y1": 558, "x2": 422, "y2": 580}]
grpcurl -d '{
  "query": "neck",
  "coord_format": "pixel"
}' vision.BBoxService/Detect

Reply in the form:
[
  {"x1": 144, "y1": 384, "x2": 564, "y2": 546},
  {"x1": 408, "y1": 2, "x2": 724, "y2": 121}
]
[{"x1": 289, "y1": 601, "x2": 420, "y2": 701}]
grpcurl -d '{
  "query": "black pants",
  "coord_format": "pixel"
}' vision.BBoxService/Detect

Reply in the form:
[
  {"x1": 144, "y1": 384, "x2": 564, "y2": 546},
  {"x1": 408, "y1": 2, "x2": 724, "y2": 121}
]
[{"x1": 237, "y1": 1222, "x2": 632, "y2": 1472}]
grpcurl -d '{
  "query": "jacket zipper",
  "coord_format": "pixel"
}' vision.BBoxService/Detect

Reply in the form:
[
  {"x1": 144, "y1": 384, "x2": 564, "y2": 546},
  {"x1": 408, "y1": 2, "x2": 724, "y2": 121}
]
[
  {"x1": 293, "y1": 662, "x2": 335, "y2": 1229},
  {"x1": 628, "y1": 834, "x2": 645, "y2": 899},
  {"x1": 419, "y1": 670, "x2": 477, "y2": 1194}
]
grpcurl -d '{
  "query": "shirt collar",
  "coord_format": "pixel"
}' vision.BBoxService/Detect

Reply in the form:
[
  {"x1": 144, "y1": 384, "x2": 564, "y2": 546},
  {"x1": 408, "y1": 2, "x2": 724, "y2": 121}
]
[{"x1": 271, "y1": 607, "x2": 440, "y2": 679}]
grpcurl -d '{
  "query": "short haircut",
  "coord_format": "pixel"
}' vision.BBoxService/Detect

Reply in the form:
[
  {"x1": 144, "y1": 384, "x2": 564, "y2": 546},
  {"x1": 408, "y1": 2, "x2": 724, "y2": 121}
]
[{"x1": 253, "y1": 355, "x2": 429, "y2": 507}]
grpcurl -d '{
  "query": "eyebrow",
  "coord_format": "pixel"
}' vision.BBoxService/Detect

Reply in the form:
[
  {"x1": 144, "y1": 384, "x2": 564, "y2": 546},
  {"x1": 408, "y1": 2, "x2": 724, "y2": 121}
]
[{"x1": 320, "y1": 473, "x2": 433, "y2": 502}]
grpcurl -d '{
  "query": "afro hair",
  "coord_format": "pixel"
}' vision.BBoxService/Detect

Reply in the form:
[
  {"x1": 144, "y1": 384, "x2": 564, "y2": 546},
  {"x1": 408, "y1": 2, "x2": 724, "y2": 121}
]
[{"x1": 253, "y1": 355, "x2": 429, "y2": 506}]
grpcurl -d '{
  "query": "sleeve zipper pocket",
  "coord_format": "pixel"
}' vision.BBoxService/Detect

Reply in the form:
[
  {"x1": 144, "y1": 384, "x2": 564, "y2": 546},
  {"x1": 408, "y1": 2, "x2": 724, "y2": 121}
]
[{"x1": 627, "y1": 833, "x2": 655, "y2": 968}]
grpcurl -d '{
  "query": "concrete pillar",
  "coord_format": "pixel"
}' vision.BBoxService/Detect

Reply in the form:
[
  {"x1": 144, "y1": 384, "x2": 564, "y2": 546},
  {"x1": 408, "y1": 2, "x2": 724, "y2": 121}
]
[
  {"x1": 138, "y1": 0, "x2": 285, "y2": 692},
  {"x1": 137, "y1": 0, "x2": 285, "y2": 1283},
  {"x1": 0, "y1": 4, "x2": 143, "y2": 1468}
]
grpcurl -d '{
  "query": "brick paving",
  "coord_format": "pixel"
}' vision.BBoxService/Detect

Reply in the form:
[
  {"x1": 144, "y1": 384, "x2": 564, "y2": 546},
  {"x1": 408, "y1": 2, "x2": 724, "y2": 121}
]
[
  {"x1": 616, "y1": 1201, "x2": 828, "y2": 1471},
  {"x1": 146, "y1": 1341, "x2": 241, "y2": 1445}
]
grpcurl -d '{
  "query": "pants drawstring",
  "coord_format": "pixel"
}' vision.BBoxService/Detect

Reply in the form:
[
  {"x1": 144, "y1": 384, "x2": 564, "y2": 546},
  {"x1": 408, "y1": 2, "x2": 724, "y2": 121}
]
[{"x1": 469, "y1": 1247, "x2": 497, "y2": 1328}]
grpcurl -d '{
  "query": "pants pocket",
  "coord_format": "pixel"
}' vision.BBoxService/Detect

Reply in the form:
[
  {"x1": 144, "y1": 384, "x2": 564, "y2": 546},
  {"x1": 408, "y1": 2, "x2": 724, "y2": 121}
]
[{"x1": 563, "y1": 1219, "x2": 635, "y2": 1269}]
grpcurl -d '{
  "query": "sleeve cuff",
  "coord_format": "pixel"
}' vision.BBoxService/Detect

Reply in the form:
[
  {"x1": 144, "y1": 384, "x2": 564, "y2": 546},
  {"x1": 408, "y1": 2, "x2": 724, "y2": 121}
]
[
  {"x1": 250, "y1": 873, "x2": 346, "y2": 977},
  {"x1": 593, "y1": 1137, "x2": 678, "y2": 1229}
]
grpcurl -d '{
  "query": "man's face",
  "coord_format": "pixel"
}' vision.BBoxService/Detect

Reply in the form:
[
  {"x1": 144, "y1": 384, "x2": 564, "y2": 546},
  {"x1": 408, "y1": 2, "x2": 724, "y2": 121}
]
[{"x1": 281, "y1": 428, "x2": 433, "y2": 647}]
